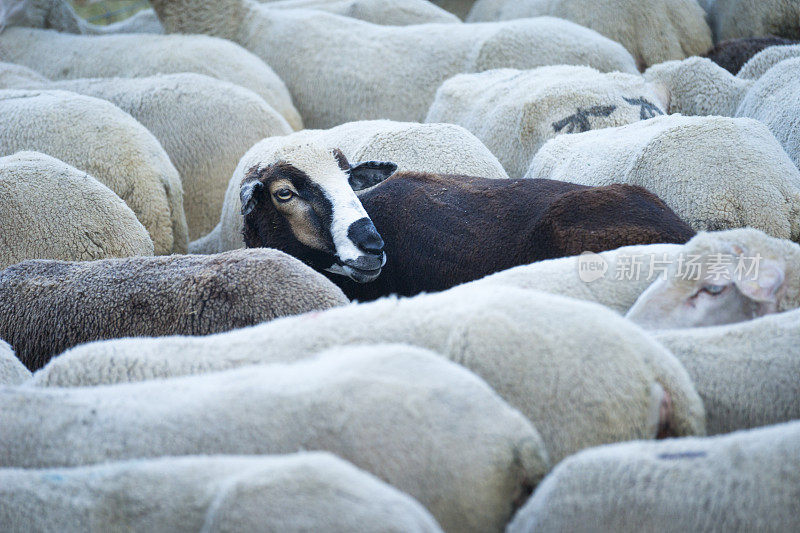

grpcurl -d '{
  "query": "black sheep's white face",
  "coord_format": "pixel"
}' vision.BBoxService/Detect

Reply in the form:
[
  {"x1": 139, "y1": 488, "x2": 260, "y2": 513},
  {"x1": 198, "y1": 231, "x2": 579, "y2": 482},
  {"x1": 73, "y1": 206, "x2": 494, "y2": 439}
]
[{"x1": 241, "y1": 144, "x2": 397, "y2": 283}]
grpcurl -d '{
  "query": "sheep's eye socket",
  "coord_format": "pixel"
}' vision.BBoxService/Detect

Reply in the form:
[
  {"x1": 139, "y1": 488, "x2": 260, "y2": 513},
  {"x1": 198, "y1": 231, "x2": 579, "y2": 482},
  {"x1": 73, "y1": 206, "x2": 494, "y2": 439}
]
[
  {"x1": 274, "y1": 189, "x2": 294, "y2": 202},
  {"x1": 699, "y1": 284, "x2": 728, "y2": 297}
]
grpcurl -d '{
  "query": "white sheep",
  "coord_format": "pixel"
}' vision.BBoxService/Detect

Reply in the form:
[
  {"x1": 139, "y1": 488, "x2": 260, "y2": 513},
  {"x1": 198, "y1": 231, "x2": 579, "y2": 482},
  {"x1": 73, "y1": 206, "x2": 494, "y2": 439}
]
[
  {"x1": 462, "y1": 243, "x2": 683, "y2": 314},
  {"x1": 707, "y1": 0, "x2": 800, "y2": 42},
  {"x1": 0, "y1": 65, "x2": 293, "y2": 240},
  {"x1": 0, "y1": 89, "x2": 187, "y2": 254},
  {"x1": 645, "y1": 56, "x2": 800, "y2": 171},
  {"x1": 736, "y1": 57, "x2": 800, "y2": 170},
  {"x1": 466, "y1": 0, "x2": 712, "y2": 70},
  {"x1": 31, "y1": 285, "x2": 706, "y2": 464},
  {"x1": 644, "y1": 56, "x2": 754, "y2": 116},
  {"x1": 5, "y1": 344, "x2": 550, "y2": 533},
  {"x1": 150, "y1": 0, "x2": 638, "y2": 128},
  {"x1": 0, "y1": 151, "x2": 153, "y2": 268},
  {"x1": 508, "y1": 421, "x2": 800, "y2": 533},
  {"x1": 261, "y1": 0, "x2": 460, "y2": 25},
  {"x1": 525, "y1": 114, "x2": 800, "y2": 241},
  {"x1": 738, "y1": 43, "x2": 800, "y2": 79},
  {"x1": 193, "y1": 120, "x2": 510, "y2": 253},
  {"x1": 0, "y1": 27, "x2": 302, "y2": 130},
  {"x1": 0, "y1": 453, "x2": 443, "y2": 532},
  {"x1": 626, "y1": 228, "x2": 800, "y2": 328},
  {"x1": 426, "y1": 66, "x2": 668, "y2": 178},
  {"x1": 0, "y1": 339, "x2": 29, "y2": 385},
  {"x1": 654, "y1": 309, "x2": 800, "y2": 435}
]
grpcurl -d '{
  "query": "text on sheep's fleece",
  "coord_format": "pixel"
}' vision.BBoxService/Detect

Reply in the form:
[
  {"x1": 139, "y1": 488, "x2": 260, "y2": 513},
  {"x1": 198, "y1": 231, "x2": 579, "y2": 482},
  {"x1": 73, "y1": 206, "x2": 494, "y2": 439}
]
[{"x1": 577, "y1": 252, "x2": 764, "y2": 283}]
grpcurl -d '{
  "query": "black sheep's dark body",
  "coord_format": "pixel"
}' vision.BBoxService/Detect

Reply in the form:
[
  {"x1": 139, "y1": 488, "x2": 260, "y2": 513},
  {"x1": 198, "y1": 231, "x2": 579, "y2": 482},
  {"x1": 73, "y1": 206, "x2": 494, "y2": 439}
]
[{"x1": 244, "y1": 171, "x2": 696, "y2": 301}]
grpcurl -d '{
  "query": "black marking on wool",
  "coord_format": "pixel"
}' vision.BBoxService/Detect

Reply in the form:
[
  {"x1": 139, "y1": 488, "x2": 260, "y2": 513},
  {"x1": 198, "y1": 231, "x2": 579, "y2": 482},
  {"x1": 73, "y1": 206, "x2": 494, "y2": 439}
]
[
  {"x1": 623, "y1": 97, "x2": 664, "y2": 120},
  {"x1": 657, "y1": 451, "x2": 707, "y2": 460},
  {"x1": 552, "y1": 105, "x2": 617, "y2": 133}
]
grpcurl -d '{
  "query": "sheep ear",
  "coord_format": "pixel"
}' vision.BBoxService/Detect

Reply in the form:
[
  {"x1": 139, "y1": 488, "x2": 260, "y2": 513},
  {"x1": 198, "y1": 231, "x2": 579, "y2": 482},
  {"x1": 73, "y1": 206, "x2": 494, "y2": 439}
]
[
  {"x1": 733, "y1": 259, "x2": 785, "y2": 303},
  {"x1": 348, "y1": 161, "x2": 397, "y2": 191},
  {"x1": 240, "y1": 180, "x2": 264, "y2": 216}
]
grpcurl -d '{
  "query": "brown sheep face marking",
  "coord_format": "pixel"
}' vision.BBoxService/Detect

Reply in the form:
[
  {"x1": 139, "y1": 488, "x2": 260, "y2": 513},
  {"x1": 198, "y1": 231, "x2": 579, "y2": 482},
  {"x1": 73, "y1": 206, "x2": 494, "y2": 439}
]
[{"x1": 240, "y1": 144, "x2": 396, "y2": 283}]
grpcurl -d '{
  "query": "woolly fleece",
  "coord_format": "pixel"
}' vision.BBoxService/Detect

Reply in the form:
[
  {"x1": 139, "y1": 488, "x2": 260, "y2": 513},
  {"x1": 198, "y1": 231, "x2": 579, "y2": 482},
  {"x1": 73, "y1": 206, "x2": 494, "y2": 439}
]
[
  {"x1": 708, "y1": 0, "x2": 800, "y2": 41},
  {"x1": 0, "y1": 67, "x2": 293, "y2": 239},
  {"x1": 508, "y1": 422, "x2": 800, "y2": 532},
  {"x1": 150, "y1": 0, "x2": 638, "y2": 128},
  {"x1": 0, "y1": 453, "x2": 442, "y2": 532},
  {"x1": 260, "y1": 0, "x2": 460, "y2": 25},
  {"x1": 0, "y1": 151, "x2": 153, "y2": 268},
  {"x1": 463, "y1": 243, "x2": 682, "y2": 314},
  {"x1": 426, "y1": 66, "x2": 668, "y2": 178},
  {"x1": 738, "y1": 43, "x2": 800, "y2": 79},
  {"x1": 655, "y1": 309, "x2": 800, "y2": 435},
  {"x1": 466, "y1": 0, "x2": 712, "y2": 70},
  {"x1": 736, "y1": 57, "x2": 800, "y2": 170},
  {"x1": 525, "y1": 114, "x2": 800, "y2": 241},
  {"x1": 0, "y1": 340, "x2": 29, "y2": 385},
  {"x1": 0, "y1": 249, "x2": 348, "y2": 370},
  {"x1": 644, "y1": 56, "x2": 753, "y2": 116},
  {"x1": 6, "y1": 345, "x2": 549, "y2": 533},
  {"x1": 194, "y1": 120, "x2": 509, "y2": 253},
  {"x1": 0, "y1": 27, "x2": 302, "y2": 130},
  {"x1": 0, "y1": 89, "x2": 186, "y2": 254},
  {"x1": 32, "y1": 286, "x2": 706, "y2": 463}
]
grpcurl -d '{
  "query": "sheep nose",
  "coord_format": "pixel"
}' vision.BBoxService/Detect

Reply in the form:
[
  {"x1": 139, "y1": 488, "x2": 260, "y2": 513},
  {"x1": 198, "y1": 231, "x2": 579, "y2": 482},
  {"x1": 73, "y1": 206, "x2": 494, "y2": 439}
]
[{"x1": 348, "y1": 217, "x2": 384, "y2": 256}]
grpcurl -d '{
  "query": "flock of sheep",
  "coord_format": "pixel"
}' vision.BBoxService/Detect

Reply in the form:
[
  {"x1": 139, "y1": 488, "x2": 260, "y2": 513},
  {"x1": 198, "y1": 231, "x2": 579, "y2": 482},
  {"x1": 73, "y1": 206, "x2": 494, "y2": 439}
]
[{"x1": 1, "y1": 0, "x2": 799, "y2": 531}]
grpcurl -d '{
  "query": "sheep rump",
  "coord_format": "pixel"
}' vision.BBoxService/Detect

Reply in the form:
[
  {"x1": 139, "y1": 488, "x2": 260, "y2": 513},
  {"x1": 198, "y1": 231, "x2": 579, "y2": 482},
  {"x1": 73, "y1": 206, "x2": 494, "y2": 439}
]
[
  {"x1": 0, "y1": 453, "x2": 442, "y2": 533},
  {"x1": 0, "y1": 27, "x2": 302, "y2": 130},
  {"x1": 31, "y1": 285, "x2": 706, "y2": 464},
  {"x1": 0, "y1": 151, "x2": 153, "y2": 269},
  {"x1": 425, "y1": 66, "x2": 668, "y2": 178},
  {"x1": 4, "y1": 345, "x2": 549, "y2": 533},
  {"x1": 150, "y1": 0, "x2": 638, "y2": 128},
  {"x1": 526, "y1": 114, "x2": 800, "y2": 242},
  {"x1": 655, "y1": 309, "x2": 800, "y2": 435},
  {"x1": 508, "y1": 422, "x2": 800, "y2": 533},
  {"x1": 0, "y1": 89, "x2": 187, "y2": 254}
]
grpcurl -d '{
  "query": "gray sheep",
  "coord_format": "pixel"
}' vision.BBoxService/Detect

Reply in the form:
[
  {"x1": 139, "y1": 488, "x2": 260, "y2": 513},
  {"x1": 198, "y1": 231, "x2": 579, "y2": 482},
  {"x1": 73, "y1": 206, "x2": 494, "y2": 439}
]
[
  {"x1": 508, "y1": 421, "x2": 800, "y2": 533},
  {"x1": 1, "y1": 345, "x2": 549, "y2": 533},
  {"x1": 0, "y1": 453, "x2": 442, "y2": 533},
  {"x1": 0, "y1": 249, "x2": 348, "y2": 370},
  {"x1": 655, "y1": 308, "x2": 800, "y2": 435}
]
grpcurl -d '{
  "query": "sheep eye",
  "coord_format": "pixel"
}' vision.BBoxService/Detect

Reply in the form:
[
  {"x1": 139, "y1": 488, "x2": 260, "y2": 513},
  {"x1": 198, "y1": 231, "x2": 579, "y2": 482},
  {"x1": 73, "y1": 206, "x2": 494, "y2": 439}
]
[
  {"x1": 700, "y1": 284, "x2": 727, "y2": 296},
  {"x1": 274, "y1": 189, "x2": 294, "y2": 202}
]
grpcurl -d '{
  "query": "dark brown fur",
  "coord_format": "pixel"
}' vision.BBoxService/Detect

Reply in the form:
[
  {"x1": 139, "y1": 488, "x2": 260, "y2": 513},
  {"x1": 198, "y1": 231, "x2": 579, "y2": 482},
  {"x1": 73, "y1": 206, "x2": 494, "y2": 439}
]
[
  {"x1": 243, "y1": 171, "x2": 695, "y2": 302},
  {"x1": 702, "y1": 36, "x2": 799, "y2": 74}
]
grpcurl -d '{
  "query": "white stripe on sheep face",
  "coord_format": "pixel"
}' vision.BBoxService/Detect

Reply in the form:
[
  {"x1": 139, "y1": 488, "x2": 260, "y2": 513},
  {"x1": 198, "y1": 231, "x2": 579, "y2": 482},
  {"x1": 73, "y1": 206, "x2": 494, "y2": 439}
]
[{"x1": 240, "y1": 143, "x2": 396, "y2": 283}]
